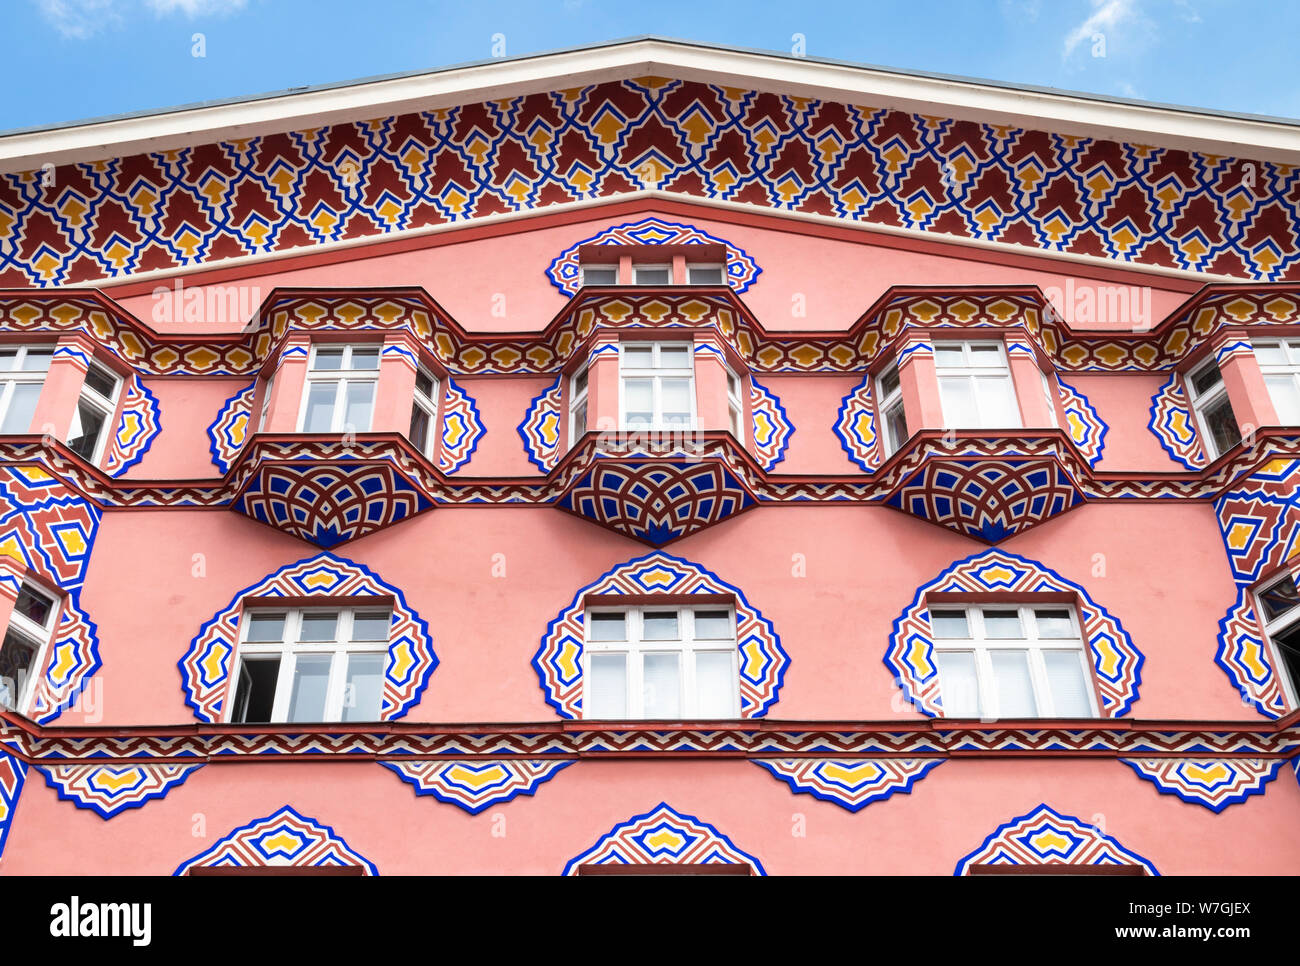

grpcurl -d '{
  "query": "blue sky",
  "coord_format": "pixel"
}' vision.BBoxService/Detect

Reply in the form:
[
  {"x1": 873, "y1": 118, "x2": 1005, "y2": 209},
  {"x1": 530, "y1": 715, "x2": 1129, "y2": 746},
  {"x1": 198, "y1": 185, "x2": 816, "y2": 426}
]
[{"x1": 5, "y1": 0, "x2": 1297, "y2": 132}]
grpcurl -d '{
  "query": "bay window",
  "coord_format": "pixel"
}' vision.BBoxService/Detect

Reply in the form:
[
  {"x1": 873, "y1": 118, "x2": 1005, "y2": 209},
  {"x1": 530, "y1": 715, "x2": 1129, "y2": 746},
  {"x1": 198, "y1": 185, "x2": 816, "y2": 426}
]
[
  {"x1": 1254, "y1": 571, "x2": 1300, "y2": 708},
  {"x1": 1253, "y1": 338, "x2": 1300, "y2": 425},
  {"x1": 877, "y1": 361, "x2": 908, "y2": 456},
  {"x1": 298, "y1": 344, "x2": 379, "y2": 433},
  {"x1": 1186, "y1": 357, "x2": 1241, "y2": 458},
  {"x1": 583, "y1": 604, "x2": 739, "y2": 719},
  {"x1": 0, "y1": 581, "x2": 58, "y2": 712},
  {"x1": 0, "y1": 345, "x2": 52, "y2": 434},
  {"x1": 620, "y1": 342, "x2": 694, "y2": 432},
  {"x1": 408, "y1": 365, "x2": 439, "y2": 457},
  {"x1": 66, "y1": 360, "x2": 121, "y2": 463},
  {"x1": 934, "y1": 341, "x2": 1021, "y2": 429},
  {"x1": 228, "y1": 606, "x2": 390, "y2": 724},
  {"x1": 929, "y1": 604, "x2": 1097, "y2": 719}
]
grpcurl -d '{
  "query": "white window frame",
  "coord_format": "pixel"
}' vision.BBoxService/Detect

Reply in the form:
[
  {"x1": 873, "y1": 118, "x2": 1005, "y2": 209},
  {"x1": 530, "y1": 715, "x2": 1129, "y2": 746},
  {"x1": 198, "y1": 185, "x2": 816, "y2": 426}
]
[
  {"x1": 687, "y1": 263, "x2": 725, "y2": 285},
  {"x1": 928, "y1": 603, "x2": 1098, "y2": 719},
  {"x1": 0, "y1": 346, "x2": 53, "y2": 436},
  {"x1": 68, "y1": 360, "x2": 121, "y2": 465},
  {"x1": 296, "y1": 344, "x2": 380, "y2": 434},
  {"x1": 725, "y1": 367, "x2": 744, "y2": 439},
  {"x1": 633, "y1": 263, "x2": 672, "y2": 285},
  {"x1": 933, "y1": 340, "x2": 1022, "y2": 430},
  {"x1": 580, "y1": 264, "x2": 619, "y2": 286},
  {"x1": 226, "y1": 605, "x2": 391, "y2": 724},
  {"x1": 1253, "y1": 338, "x2": 1300, "y2": 426},
  {"x1": 408, "y1": 365, "x2": 440, "y2": 458},
  {"x1": 581, "y1": 603, "x2": 739, "y2": 720},
  {"x1": 256, "y1": 372, "x2": 275, "y2": 432},
  {"x1": 618, "y1": 341, "x2": 696, "y2": 432},
  {"x1": 877, "y1": 361, "x2": 908, "y2": 456},
  {"x1": 1186, "y1": 357, "x2": 1240, "y2": 459},
  {"x1": 1254, "y1": 571, "x2": 1300, "y2": 709},
  {"x1": 0, "y1": 579, "x2": 59, "y2": 714},
  {"x1": 568, "y1": 364, "x2": 589, "y2": 448}
]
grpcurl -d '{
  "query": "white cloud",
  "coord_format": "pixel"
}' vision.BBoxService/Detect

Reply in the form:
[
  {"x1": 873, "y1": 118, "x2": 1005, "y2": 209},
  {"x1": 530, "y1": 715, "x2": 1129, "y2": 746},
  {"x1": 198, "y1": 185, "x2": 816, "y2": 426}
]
[
  {"x1": 36, "y1": 0, "x2": 119, "y2": 38},
  {"x1": 999, "y1": 0, "x2": 1042, "y2": 22},
  {"x1": 34, "y1": 0, "x2": 247, "y2": 38},
  {"x1": 1062, "y1": 0, "x2": 1142, "y2": 59}
]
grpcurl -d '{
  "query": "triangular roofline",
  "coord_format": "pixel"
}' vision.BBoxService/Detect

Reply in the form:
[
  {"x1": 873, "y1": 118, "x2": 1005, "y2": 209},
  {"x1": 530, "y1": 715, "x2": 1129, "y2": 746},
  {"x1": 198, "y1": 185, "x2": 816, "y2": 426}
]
[{"x1": 3, "y1": 35, "x2": 1299, "y2": 174}]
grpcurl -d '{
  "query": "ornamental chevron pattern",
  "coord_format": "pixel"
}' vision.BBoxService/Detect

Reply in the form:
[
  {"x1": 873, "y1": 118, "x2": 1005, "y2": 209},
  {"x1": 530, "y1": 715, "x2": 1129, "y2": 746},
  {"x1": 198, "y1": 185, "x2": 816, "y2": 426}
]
[
  {"x1": 4, "y1": 79, "x2": 1298, "y2": 286},
  {"x1": 36, "y1": 763, "x2": 203, "y2": 819},
  {"x1": 562, "y1": 802, "x2": 765, "y2": 874},
  {"x1": 755, "y1": 758, "x2": 943, "y2": 811},
  {"x1": 172, "y1": 805, "x2": 378, "y2": 875},
  {"x1": 1120, "y1": 758, "x2": 1284, "y2": 812},
  {"x1": 383, "y1": 759, "x2": 573, "y2": 814},
  {"x1": 955, "y1": 803, "x2": 1159, "y2": 875}
]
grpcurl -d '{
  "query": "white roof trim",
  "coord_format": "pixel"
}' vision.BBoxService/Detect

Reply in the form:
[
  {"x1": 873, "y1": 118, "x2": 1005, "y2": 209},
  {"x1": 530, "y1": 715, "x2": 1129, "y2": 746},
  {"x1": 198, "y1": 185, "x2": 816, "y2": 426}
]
[{"x1": 2, "y1": 37, "x2": 1299, "y2": 174}]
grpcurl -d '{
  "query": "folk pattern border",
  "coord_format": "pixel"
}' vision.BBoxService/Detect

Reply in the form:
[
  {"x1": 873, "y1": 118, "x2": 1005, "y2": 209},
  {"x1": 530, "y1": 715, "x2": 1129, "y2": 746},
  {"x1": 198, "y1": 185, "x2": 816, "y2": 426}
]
[
  {"x1": 562, "y1": 802, "x2": 765, "y2": 875},
  {"x1": 382, "y1": 759, "x2": 573, "y2": 814},
  {"x1": 1120, "y1": 758, "x2": 1283, "y2": 813},
  {"x1": 755, "y1": 758, "x2": 943, "y2": 812},
  {"x1": 954, "y1": 803, "x2": 1159, "y2": 875},
  {"x1": 36, "y1": 763, "x2": 203, "y2": 819},
  {"x1": 172, "y1": 805, "x2": 378, "y2": 875}
]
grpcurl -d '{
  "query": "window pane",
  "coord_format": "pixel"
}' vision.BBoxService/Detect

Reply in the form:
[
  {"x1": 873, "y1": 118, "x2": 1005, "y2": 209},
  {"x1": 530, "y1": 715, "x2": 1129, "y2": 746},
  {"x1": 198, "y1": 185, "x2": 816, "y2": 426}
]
[
  {"x1": 351, "y1": 612, "x2": 390, "y2": 641},
  {"x1": 587, "y1": 653, "x2": 626, "y2": 718},
  {"x1": 66, "y1": 401, "x2": 108, "y2": 460},
  {"x1": 341, "y1": 653, "x2": 384, "y2": 722},
  {"x1": 658, "y1": 346, "x2": 691, "y2": 369},
  {"x1": 642, "y1": 652, "x2": 681, "y2": 717},
  {"x1": 1260, "y1": 574, "x2": 1300, "y2": 622},
  {"x1": 415, "y1": 370, "x2": 436, "y2": 398},
  {"x1": 634, "y1": 266, "x2": 670, "y2": 285},
  {"x1": 880, "y1": 365, "x2": 901, "y2": 397},
  {"x1": 930, "y1": 610, "x2": 970, "y2": 639},
  {"x1": 982, "y1": 609, "x2": 1023, "y2": 639},
  {"x1": 343, "y1": 380, "x2": 374, "y2": 431},
  {"x1": 693, "y1": 651, "x2": 735, "y2": 717},
  {"x1": 409, "y1": 405, "x2": 431, "y2": 452},
  {"x1": 1271, "y1": 622, "x2": 1300, "y2": 704},
  {"x1": 934, "y1": 650, "x2": 979, "y2": 716},
  {"x1": 244, "y1": 613, "x2": 286, "y2": 643},
  {"x1": 83, "y1": 364, "x2": 118, "y2": 399},
  {"x1": 299, "y1": 613, "x2": 339, "y2": 643},
  {"x1": 642, "y1": 611, "x2": 680, "y2": 640},
  {"x1": 588, "y1": 612, "x2": 626, "y2": 641},
  {"x1": 968, "y1": 345, "x2": 1004, "y2": 367},
  {"x1": 232, "y1": 657, "x2": 280, "y2": 724},
  {"x1": 0, "y1": 630, "x2": 37, "y2": 708},
  {"x1": 286, "y1": 655, "x2": 332, "y2": 722},
  {"x1": 350, "y1": 347, "x2": 380, "y2": 370},
  {"x1": 573, "y1": 369, "x2": 588, "y2": 396},
  {"x1": 989, "y1": 650, "x2": 1037, "y2": 718},
  {"x1": 13, "y1": 585, "x2": 54, "y2": 627},
  {"x1": 1043, "y1": 650, "x2": 1093, "y2": 717},
  {"x1": 1034, "y1": 609, "x2": 1075, "y2": 638},
  {"x1": 1, "y1": 382, "x2": 42, "y2": 434},
  {"x1": 694, "y1": 610, "x2": 732, "y2": 639},
  {"x1": 1191, "y1": 364, "x2": 1223, "y2": 396},
  {"x1": 974, "y1": 377, "x2": 1020, "y2": 427},
  {"x1": 571, "y1": 401, "x2": 587, "y2": 437},
  {"x1": 885, "y1": 400, "x2": 908, "y2": 452},
  {"x1": 688, "y1": 266, "x2": 724, "y2": 284},
  {"x1": 622, "y1": 346, "x2": 653, "y2": 368},
  {"x1": 302, "y1": 382, "x2": 337, "y2": 432},
  {"x1": 938, "y1": 376, "x2": 976, "y2": 427},
  {"x1": 934, "y1": 344, "x2": 965, "y2": 369},
  {"x1": 661, "y1": 378, "x2": 692, "y2": 427},
  {"x1": 21, "y1": 350, "x2": 52, "y2": 372},
  {"x1": 312, "y1": 347, "x2": 344, "y2": 370},
  {"x1": 1254, "y1": 342, "x2": 1287, "y2": 366},
  {"x1": 582, "y1": 266, "x2": 617, "y2": 285},
  {"x1": 1264, "y1": 375, "x2": 1300, "y2": 424},
  {"x1": 1202, "y1": 395, "x2": 1241, "y2": 456}
]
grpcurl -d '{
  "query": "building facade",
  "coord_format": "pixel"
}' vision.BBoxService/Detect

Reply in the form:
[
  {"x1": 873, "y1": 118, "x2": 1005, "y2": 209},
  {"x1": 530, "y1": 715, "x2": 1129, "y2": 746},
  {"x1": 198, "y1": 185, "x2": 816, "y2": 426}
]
[{"x1": 1, "y1": 39, "x2": 1299, "y2": 875}]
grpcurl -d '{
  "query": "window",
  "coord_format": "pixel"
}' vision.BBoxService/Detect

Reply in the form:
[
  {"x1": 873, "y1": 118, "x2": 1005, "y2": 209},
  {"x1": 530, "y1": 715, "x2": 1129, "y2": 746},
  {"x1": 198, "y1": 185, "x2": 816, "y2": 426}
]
[
  {"x1": 569, "y1": 365, "x2": 589, "y2": 447},
  {"x1": 257, "y1": 373, "x2": 275, "y2": 432},
  {"x1": 66, "y1": 361, "x2": 120, "y2": 463},
  {"x1": 581, "y1": 264, "x2": 618, "y2": 286},
  {"x1": 687, "y1": 264, "x2": 725, "y2": 285},
  {"x1": 877, "y1": 362, "x2": 908, "y2": 456},
  {"x1": 1254, "y1": 571, "x2": 1300, "y2": 708},
  {"x1": 298, "y1": 344, "x2": 379, "y2": 434},
  {"x1": 620, "y1": 342, "x2": 694, "y2": 432},
  {"x1": 0, "y1": 346, "x2": 52, "y2": 435},
  {"x1": 0, "y1": 581, "x2": 58, "y2": 712},
  {"x1": 928, "y1": 604, "x2": 1097, "y2": 719},
  {"x1": 408, "y1": 366, "x2": 439, "y2": 458},
  {"x1": 1253, "y1": 338, "x2": 1300, "y2": 424},
  {"x1": 933, "y1": 341, "x2": 1021, "y2": 429},
  {"x1": 633, "y1": 263, "x2": 671, "y2": 285},
  {"x1": 725, "y1": 369, "x2": 744, "y2": 438},
  {"x1": 1186, "y1": 358, "x2": 1241, "y2": 458},
  {"x1": 583, "y1": 605, "x2": 739, "y2": 719},
  {"x1": 228, "y1": 606, "x2": 391, "y2": 724}
]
